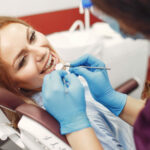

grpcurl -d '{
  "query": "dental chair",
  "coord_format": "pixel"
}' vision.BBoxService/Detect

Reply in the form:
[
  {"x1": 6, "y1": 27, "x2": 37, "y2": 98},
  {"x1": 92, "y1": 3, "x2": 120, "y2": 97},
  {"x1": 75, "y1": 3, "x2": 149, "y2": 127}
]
[
  {"x1": 0, "y1": 87, "x2": 70, "y2": 150},
  {"x1": 0, "y1": 78, "x2": 138, "y2": 150}
]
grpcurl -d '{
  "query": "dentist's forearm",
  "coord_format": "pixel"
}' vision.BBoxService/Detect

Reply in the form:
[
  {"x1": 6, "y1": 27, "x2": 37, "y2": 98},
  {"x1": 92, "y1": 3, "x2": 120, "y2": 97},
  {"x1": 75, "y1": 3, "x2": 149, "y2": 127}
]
[
  {"x1": 119, "y1": 96, "x2": 146, "y2": 126},
  {"x1": 66, "y1": 127, "x2": 103, "y2": 150}
]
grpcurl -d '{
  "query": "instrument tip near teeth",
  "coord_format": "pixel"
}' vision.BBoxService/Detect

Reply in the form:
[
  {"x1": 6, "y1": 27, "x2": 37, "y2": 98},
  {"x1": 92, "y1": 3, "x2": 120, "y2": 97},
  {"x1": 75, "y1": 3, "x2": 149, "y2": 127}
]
[{"x1": 55, "y1": 63, "x2": 64, "y2": 70}]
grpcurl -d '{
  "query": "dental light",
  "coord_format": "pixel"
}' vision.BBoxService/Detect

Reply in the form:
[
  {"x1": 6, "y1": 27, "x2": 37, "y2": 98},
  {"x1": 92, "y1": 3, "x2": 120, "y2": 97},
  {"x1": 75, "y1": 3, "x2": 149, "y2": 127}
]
[
  {"x1": 81, "y1": 0, "x2": 93, "y2": 29},
  {"x1": 70, "y1": 0, "x2": 93, "y2": 31}
]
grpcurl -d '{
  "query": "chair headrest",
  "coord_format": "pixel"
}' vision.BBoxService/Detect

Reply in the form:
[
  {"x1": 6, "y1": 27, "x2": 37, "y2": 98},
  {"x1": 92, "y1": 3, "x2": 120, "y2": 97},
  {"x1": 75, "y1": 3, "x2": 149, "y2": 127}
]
[{"x1": 0, "y1": 88, "x2": 24, "y2": 111}]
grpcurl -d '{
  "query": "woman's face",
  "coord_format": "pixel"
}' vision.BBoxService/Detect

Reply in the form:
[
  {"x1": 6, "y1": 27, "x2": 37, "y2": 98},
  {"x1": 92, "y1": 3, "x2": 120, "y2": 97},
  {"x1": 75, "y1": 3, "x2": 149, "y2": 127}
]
[{"x1": 0, "y1": 23, "x2": 61, "y2": 89}]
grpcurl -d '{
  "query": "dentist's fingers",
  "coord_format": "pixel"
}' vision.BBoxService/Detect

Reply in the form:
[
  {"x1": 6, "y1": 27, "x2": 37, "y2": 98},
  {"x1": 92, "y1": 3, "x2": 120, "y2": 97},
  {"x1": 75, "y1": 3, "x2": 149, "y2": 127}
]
[
  {"x1": 69, "y1": 67, "x2": 93, "y2": 79},
  {"x1": 42, "y1": 70, "x2": 67, "y2": 92},
  {"x1": 70, "y1": 54, "x2": 92, "y2": 67},
  {"x1": 63, "y1": 73, "x2": 83, "y2": 90},
  {"x1": 57, "y1": 70, "x2": 68, "y2": 79}
]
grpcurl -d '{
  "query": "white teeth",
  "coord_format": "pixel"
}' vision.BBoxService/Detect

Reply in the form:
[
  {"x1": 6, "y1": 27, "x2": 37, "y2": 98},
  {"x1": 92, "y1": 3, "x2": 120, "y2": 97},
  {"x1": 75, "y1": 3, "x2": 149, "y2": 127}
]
[
  {"x1": 45, "y1": 55, "x2": 52, "y2": 69},
  {"x1": 41, "y1": 54, "x2": 57, "y2": 74}
]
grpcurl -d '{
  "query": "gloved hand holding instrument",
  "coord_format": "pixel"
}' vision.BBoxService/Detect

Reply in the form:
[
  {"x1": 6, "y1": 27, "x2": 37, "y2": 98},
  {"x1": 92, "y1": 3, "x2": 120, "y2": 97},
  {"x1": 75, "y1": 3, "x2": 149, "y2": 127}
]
[
  {"x1": 69, "y1": 54, "x2": 127, "y2": 116},
  {"x1": 42, "y1": 70, "x2": 91, "y2": 135}
]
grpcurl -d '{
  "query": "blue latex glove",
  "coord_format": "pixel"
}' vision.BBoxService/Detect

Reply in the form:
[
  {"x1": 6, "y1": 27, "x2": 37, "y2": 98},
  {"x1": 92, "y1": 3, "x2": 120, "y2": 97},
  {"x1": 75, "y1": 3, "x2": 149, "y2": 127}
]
[
  {"x1": 42, "y1": 70, "x2": 91, "y2": 135},
  {"x1": 69, "y1": 54, "x2": 127, "y2": 116}
]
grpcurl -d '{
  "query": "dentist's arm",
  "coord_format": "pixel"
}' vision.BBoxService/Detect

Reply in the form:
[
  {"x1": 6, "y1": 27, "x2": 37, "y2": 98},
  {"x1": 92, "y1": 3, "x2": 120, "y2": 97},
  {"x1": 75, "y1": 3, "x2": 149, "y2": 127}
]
[
  {"x1": 66, "y1": 128, "x2": 103, "y2": 150},
  {"x1": 42, "y1": 70, "x2": 103, "y2": 150},
  {"x1": 119, "y1": 96, "x2": 145, "y2": 125}
]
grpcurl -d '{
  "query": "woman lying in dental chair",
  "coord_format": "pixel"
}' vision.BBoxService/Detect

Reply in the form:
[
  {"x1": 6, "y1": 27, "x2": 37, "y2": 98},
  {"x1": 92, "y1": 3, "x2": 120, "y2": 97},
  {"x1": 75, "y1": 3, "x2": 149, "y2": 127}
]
[{"x1": 0, "y1": 16, "x2": 135, "y2": 150}]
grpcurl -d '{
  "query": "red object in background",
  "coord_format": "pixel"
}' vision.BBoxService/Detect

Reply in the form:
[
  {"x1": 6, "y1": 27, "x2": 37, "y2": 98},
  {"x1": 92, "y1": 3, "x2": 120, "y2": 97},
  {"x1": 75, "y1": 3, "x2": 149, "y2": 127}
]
[{"x1": 20, "y1": 8, "x2": 100, "y2": 35}]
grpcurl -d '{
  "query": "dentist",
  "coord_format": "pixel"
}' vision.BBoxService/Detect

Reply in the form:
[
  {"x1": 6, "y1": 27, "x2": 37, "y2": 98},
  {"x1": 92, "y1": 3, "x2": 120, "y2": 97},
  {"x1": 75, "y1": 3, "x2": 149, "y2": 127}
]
[{"x1": 42, "y1": 0, "x2": 150, "y2": 150}]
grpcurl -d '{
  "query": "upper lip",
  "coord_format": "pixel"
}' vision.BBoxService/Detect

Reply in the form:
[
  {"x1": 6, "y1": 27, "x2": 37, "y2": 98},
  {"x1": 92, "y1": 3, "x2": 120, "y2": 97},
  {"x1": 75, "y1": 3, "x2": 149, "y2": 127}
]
[{"x1": 40, "y1": 52, "x2": 51, "y2": 74}]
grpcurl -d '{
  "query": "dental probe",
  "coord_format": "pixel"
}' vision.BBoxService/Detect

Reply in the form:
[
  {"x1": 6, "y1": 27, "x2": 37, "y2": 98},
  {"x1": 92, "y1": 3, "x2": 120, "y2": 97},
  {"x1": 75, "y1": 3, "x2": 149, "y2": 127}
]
[
  {"x1": 64, "y1": 64, "x2": 111, "y2": 70},
  {"x1": 55, "y1": 63, "x2": 111, "y2": 71}
]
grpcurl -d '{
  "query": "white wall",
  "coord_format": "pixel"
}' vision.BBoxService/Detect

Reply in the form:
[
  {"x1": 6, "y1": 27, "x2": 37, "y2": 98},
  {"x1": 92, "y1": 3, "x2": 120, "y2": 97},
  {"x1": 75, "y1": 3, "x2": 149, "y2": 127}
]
[{"x1": 0, "y1": 0, "x2": 80, "y2": 17}]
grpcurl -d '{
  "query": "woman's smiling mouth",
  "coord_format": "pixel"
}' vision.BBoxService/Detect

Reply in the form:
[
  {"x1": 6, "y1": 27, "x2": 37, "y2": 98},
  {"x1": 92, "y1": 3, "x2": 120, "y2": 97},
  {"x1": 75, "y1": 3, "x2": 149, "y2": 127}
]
[{"x1": 41, "y1": 51, "x2": 60, "y2": 74}]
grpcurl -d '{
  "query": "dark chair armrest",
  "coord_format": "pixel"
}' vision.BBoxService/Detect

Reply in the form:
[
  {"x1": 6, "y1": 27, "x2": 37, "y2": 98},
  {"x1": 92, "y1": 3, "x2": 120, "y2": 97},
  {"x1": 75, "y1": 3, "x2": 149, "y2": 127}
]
[
  {"x1": 16, "y1": 103, "x2": 69, "y2": 145},
  {"x1": 115, "y1": 78, "x2": 139, "y2": 94}
]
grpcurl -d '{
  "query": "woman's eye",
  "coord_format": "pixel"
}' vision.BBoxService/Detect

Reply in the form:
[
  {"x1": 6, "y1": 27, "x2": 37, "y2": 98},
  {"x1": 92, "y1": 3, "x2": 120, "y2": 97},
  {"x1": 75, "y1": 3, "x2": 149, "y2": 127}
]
[
  {"x1": 30, "y1": 31, "x2": 36, "y2": 43},
  {"x1": 18, "y1": 55, "x2": 27, "y2": 69}
]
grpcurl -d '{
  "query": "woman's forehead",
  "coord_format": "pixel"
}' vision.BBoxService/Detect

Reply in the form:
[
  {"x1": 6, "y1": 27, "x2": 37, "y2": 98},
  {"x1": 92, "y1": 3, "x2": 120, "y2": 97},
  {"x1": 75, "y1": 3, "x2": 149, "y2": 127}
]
[
  {"x1": 0, "y1": 23, "x2": 27, "y2": 35},
  {"x1": 0, "y1": 23, "x2": 28, "y2": 65}
]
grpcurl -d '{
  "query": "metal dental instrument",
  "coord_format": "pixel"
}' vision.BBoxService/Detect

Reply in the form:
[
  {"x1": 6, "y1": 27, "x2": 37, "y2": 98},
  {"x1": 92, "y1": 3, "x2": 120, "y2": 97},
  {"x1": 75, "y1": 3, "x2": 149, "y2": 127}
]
[{"x1": 64, "y1": 64, "x2": 111, "y2": 70}]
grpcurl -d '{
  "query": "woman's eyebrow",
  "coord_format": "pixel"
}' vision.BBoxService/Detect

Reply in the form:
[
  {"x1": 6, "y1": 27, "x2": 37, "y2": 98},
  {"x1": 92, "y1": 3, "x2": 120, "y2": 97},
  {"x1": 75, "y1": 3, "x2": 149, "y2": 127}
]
[
  {"x1": 13, "y1": 27, "x2": 29, "y2": 67},
  {"x1": 26, "y1": 27, "x2": 30, "y2": 42}
]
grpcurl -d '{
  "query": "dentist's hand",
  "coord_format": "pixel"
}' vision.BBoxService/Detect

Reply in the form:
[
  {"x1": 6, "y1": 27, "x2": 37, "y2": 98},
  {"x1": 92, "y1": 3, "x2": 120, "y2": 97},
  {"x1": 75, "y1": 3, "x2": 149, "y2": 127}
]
[
  {"x1": 42, "y1": 70, "x2": 91, "y2": 135},
  {"x1": 70, "y1": 54, "x2": 127, "y2": 116}
]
